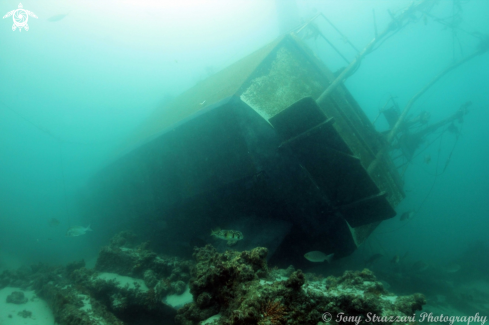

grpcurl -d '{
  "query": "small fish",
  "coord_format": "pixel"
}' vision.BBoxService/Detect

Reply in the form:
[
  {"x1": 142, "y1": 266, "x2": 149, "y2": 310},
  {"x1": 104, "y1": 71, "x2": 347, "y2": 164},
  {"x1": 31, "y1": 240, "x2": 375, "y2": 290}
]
[
  {"x1": 424, "y1": 155, "x2": 431, "y2": 164},
  {"x1": 49, "y1": 218, "x2": 61, "y2": 227},
  {"x1": 400, "y1": 210, "x2": 415, "y2": 221},
  {"x1": 66, "y1": 224, "x2": 92, "y2": 237},
  {"x1": 211, "y1": 228, "x2": 243, "y2": 241},
  {"x1": 304, "y1": 251, "x2": 334, "y2": 263},
  {"x1": 391, "y1": 255, "x2": 400, "y2": 264}
]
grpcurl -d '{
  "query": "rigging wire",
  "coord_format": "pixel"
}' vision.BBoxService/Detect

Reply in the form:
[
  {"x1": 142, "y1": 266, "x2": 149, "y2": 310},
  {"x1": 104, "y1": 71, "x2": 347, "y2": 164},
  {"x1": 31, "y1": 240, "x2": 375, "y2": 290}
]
[
  {"x1": 423, "y1": 1, "x2": 485, "y2": 42},
  {"x1": 368, "y1": 26, "x2": 401, "y2": 54},
  {"x1": 0, "y1": 100, "x2": 63, "y2": 142},
  {"x1": 375, "y1": 125, "x2": 459, "y2": 235},
  {"x1": 0, "y1": 100, "x2": 74, "y2": 223}
]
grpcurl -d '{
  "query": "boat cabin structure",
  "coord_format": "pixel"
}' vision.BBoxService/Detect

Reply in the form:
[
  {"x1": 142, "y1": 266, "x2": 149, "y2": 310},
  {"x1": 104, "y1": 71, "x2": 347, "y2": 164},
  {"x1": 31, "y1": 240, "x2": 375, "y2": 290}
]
[{"x1": 81, "y1": 34, "x2": 406, "y2": 267}]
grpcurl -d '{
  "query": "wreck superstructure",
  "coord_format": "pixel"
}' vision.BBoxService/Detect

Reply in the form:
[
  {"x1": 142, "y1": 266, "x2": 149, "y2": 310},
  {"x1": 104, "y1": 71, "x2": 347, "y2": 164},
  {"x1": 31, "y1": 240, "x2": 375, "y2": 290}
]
[{"x1": 81, "y1": 34, "x2": 406, "y2": 266}]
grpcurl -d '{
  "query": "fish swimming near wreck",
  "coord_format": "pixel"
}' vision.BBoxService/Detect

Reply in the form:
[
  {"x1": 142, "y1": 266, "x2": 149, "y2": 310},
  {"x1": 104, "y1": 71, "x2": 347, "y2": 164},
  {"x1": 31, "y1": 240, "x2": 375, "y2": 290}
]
[
  {"x1": 304, "y1": 251, "x2": 334, "y2": 263},
  {"x1": 66, "y1": 224, "x2": 92, "y2": 237},
  {"x1": 211, "y1": 228, "x2": 243, "y2": 244}
]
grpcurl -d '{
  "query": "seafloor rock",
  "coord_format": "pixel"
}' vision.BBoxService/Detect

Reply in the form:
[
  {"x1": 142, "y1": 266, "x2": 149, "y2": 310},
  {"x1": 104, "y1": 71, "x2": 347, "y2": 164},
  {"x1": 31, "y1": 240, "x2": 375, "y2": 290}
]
[
  {"x1": 17, "y1": 309, "x2": 32, "y2": 318},
  {"x1": 6, "y1": 291, "x2": 28, "y2": 304},
  {"x1": 95, "y1": 232, "x2": 192, "y2": 294},
  {"x1": 0, "y1": 233, "x2": 427, "y2": 325},
  {"x1": 0, "y1": 269, "x2": 31, "y2": 290},
  {"x1": 177, "y1": 244, "x2": 271, "y2": 325},
  {"x1": 12, "y1": 232, "x2": 193, "y2": 325},
  {"x1": 38, "y1": 281, "x2": 125, "y2": 325},
  {"x1": 95, "y1": 244, "x2": 157, "y2": 277},
  {"x1": 176, "y1": 246, "x2": 426, "y2": 325},
  {"x1": 69, "y1": 266, "x2": 178, "y2": 325}
]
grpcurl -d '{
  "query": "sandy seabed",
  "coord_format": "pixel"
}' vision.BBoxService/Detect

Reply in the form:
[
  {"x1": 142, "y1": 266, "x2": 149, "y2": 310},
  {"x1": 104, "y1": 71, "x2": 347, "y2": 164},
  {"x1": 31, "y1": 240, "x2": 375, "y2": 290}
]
[{"x1": 0, "y1": 287, "x2": 55, "y2": 325}]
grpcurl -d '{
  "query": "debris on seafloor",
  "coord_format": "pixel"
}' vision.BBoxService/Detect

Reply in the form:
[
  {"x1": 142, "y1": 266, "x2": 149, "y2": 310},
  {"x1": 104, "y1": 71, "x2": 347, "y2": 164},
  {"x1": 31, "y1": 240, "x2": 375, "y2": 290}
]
[
  {"x1": 6, "y1": 290, "x2": 28, "y2": 304},
  {"x1": 175, "y1": 244, "x2": 426, "y2": 325},
  {"x1": 17, "y1": 309, "x2": 32, "y2": 318},
  {"x1": 0, "y1": 232, "x2": 426, "y2": 325},
  {"x1": 0, "y1": 231, "x2": 194, "y2": 325}
]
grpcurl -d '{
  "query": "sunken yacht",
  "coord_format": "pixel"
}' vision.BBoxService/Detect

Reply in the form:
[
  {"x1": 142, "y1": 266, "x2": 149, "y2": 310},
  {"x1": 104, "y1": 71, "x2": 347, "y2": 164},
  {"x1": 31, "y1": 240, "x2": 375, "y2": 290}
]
[{"x1": 80, "y1": 2, "x2": 478, "y2": 267}]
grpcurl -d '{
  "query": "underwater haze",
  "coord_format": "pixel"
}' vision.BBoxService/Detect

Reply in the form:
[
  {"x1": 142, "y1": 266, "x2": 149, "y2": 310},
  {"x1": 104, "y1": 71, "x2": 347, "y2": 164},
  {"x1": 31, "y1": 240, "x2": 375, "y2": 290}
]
[
  {"x1": 1, "y1": 0, "x2": 279, "y2": 266},
  {"x1": 1, "y1": 0, "x2": 489, "y2": 319}
]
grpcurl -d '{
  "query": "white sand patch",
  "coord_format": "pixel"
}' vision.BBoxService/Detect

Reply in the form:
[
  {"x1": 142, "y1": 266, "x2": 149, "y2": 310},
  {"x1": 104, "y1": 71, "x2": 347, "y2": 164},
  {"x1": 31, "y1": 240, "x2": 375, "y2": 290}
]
[
  {"x1": 77, "y1": 294, "x2": 108, "y2": 325},
  {"x1": 164, "y1": 285, "x2": 192, "y2": 309},
  {"x1": 259, "y1": 275, "x2": 293, "y2": 286},
  {"x1": 78, "y1": 294, "x2": 93, "y2": 312},
  {"x1": 381, "y1": 295, "x2": 397, "y2": 303},
  {"x1": 0, "y1": 287, "x2": 54, "y2": 325},
  {"x1": 201, "y1": 313, "x2": 221, "y2": 324},
  {"x1": 259, "y1": 279, "x2": 273, "y2": 285},
  {"x1": 96, "y1": 272, "x2": 148, "y2": 292},
  {"x1": 329, "y1": 284, "x2": 364, "y2": 296},
  {"x1": 304, "y1": 282, "x2": 328, "y2": 295}
]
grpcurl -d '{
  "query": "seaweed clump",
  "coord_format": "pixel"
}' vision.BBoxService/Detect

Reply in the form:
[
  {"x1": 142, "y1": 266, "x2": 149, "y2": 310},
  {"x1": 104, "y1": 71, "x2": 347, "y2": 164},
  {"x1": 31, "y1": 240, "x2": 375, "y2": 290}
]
[{"x1": 6, "y1": 291, "x2": 28, "y2": 304}]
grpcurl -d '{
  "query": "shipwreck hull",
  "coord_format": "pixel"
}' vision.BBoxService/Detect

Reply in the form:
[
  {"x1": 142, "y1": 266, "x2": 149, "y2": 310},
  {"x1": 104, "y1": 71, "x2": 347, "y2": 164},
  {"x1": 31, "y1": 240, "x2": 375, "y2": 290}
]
[{"x1": 82, "y1": 35, "x2": 404, "y2": 267}]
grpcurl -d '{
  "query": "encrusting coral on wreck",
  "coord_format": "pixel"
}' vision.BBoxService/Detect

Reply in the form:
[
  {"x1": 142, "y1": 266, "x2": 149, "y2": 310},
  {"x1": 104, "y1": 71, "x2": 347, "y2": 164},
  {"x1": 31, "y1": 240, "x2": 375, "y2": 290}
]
[{"x1": 176, "y1": 245, "x2": 426, "y2": 325}]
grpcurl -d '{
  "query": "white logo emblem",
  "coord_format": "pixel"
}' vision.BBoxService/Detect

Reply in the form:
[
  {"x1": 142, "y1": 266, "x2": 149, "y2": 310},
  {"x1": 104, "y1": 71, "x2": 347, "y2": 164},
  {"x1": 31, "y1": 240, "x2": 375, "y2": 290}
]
[{"x1": 3, "y1": 3, "x2": 38, "y2": 32}]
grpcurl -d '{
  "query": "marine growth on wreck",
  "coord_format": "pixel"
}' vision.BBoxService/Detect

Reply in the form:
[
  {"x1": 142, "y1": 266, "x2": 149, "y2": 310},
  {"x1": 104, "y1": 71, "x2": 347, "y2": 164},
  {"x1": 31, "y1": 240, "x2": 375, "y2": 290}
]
[{"x1": 0, "y1": 232, "x2": 426, "y2": 325}]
